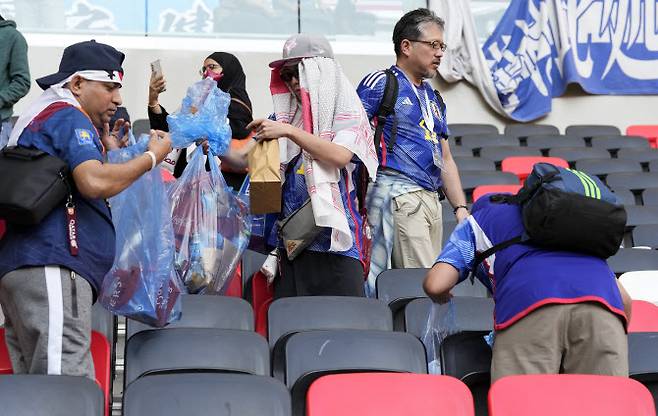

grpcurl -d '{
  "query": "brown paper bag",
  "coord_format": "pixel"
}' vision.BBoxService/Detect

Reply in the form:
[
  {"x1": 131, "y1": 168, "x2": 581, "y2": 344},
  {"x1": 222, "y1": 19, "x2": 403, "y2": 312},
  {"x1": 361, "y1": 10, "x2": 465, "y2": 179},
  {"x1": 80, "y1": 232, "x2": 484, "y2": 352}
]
[{"x1": 248, "y1": 140, "x2": 282, "y2": 214}]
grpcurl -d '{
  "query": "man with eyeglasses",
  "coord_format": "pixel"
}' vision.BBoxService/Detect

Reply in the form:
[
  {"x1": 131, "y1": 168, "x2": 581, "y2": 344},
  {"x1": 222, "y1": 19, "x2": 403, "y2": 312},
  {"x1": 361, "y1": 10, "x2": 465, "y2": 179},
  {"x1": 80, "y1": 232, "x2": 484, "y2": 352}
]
[{"x1": 357, "y1": 8, "x2": 468, "y2": 297}]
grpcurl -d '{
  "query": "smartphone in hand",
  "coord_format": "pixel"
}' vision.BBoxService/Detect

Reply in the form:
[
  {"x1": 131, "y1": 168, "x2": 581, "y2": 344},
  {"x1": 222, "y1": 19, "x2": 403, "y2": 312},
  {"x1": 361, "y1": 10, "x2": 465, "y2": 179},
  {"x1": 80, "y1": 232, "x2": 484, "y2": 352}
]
[{"x1": 150, "y1": 59, "x2": 166, "y2": 92}]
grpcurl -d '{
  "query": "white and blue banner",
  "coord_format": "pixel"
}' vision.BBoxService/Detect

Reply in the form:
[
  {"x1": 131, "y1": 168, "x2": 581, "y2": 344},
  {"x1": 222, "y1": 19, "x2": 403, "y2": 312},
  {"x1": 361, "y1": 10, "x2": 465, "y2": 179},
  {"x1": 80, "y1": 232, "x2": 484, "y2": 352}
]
[{"x1": 482, "y1": 0, "x2": 658, "y2": 121}]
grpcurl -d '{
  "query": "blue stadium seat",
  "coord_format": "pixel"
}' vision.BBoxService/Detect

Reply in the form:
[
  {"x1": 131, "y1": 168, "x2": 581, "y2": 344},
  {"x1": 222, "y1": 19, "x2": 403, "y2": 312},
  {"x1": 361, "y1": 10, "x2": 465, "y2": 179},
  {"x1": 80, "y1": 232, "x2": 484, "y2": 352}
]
[
  {"x1": 268, "y1": 296, "x2": 392, "y2": 380},
  {"x1": 0, "y1": 375, "x2": 104, "y2": 416},
  {"x1": 124, "y1": 328, "x2": 269, "y2": 387},
  {"x1": 123, "y1": 373, "x2": 291, "y2": 416},
  {"x1": 285, "y1": 330, "x2": 427, "y2": 416},
  {"x1": 126, "y1": 294, "x2": 253, "y2": 340}
]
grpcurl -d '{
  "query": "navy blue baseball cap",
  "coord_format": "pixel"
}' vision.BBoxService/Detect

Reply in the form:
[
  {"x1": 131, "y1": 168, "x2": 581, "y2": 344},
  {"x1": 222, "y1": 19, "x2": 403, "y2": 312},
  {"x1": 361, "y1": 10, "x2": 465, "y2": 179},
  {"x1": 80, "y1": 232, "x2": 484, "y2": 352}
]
[{"x1": 36, "y1": 40, "x2": 125, "y2": 90}]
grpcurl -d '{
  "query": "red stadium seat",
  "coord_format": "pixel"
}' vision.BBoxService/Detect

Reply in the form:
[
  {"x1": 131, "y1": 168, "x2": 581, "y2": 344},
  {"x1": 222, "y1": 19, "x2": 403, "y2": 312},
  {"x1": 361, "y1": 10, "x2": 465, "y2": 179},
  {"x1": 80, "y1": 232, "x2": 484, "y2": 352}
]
[
  {"x1": 223, "y1": 263, "x2": 243, "y2": 298},
  {"x1": 472, "y1": 184, "x2": 522, "y2": 202},
  {"x1": 0, "y1": 328, "x2": 112, "y2": 416},
  {"x1": 307, "y1": 373, "x2": 475, "y2": 416},
  {"x1": 252, "y1": 271, "x2": 274, "y2": 338},
  {"x1": 489, "y1": 374, "x2": 655, "y2": 416},
  {"x1": 628, "y1": 300, "x2": 658, "y2": 333},
  {"x1": 501, "y1": 156, "x2": 569, "y2": 182},
  {"x1": 627, "y1": 125, "x2": 658, "y2": 148}
]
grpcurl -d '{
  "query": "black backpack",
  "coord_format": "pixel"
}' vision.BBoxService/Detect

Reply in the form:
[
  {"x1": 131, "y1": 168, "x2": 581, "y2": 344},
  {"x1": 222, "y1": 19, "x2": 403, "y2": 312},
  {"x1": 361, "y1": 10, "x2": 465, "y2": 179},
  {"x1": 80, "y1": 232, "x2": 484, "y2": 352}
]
[{"x1": 473, "y1": 163, "x2": 627, "y2": 270}]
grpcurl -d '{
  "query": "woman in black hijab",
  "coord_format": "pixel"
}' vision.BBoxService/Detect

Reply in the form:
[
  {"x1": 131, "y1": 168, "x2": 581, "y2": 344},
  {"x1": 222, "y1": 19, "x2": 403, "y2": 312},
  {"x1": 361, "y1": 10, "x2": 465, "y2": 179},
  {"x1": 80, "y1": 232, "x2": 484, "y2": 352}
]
[{"x1": 147, "y1": 52, "x2": 253, "y2": 189}]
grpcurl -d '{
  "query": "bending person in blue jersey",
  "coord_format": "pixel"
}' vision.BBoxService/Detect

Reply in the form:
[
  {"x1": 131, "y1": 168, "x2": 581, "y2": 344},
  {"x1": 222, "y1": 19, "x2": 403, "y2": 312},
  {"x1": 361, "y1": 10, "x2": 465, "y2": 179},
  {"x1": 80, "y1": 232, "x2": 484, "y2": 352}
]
[
  {"x1": 246, "y1": 33, "x2": 378, "y2": 298},
  {"x1": 423, "y1": 194, "x2": 633, "y2": 382},
  {"x1": 356, "y1": 8, "x2": 468, "y2": 297},
  {"x1": 0, "y1": 41, "x2": 173, "y2": 379}
]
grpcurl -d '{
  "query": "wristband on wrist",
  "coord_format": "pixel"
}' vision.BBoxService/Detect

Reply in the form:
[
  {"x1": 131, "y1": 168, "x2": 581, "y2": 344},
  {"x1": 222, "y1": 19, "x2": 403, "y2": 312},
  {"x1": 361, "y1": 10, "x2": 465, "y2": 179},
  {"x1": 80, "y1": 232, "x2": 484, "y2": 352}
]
[
  {"x1": 144, "y1": 151, "x2": 157, "y2": 171},
  {"x1": 453, "y1": 205, "x2": 468, "y2": 215}
]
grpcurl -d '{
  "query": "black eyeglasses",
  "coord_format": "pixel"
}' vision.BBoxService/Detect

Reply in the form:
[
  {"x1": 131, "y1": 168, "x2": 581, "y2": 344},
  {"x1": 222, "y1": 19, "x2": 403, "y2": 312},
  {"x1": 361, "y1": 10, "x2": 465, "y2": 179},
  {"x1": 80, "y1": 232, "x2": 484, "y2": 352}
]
[
  {"x1": 408, "y1": 39, "x2": 447, "y2": 52},
  {"x1": 279, "y1": 66, "x2": 299, "y2": 83},
  {"x1": 199, "y1": 63, "x2": 221, "y2": 75}
]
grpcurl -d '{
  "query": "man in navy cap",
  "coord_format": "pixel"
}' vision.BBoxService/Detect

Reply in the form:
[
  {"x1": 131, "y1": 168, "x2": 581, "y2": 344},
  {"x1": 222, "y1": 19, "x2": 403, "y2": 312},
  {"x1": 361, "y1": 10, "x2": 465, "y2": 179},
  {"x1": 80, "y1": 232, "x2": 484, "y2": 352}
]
[{"x1": 0, "y1": 40, "x2": 172, "y2": 379}]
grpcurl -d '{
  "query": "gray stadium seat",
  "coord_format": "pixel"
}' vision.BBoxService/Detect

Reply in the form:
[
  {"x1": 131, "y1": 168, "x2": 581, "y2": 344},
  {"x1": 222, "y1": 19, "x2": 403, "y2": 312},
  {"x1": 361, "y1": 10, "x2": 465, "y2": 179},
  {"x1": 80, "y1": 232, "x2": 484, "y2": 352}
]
[
  {"x1": 479, "y1": 146, "x2": 542, "y2": 163},
  {"x1": 460, "y1": 171, "x2": 520, "y2": 192},
  {"x1": 448, "y1": 123, "x2": 498, "y2": 138},
  {"x1": 131, "y1": 118, "x2": 151, "y2": 137},
  {"x1": 450, "y1": 146, "x2": 474, "y2": 157},
  {"x1": 591, "y1": 135, "x2": 651, "y2": 150},
  {"x1": 453, "y1": 157, "x2": 496, "y2": 172},
  {"x1": 460, "y1": 134, "x2": 519, "y2": 149},
  {"x1": 612, "y1": 188, "x2": 637, "y2": 205},
  {"x1": 376, "y1": 268, "x2": 489, "y2": 330},
  {"x1": 285, "y1": 330, "x2": 427, "y2": 416},
  {"x1": 628, "y1": 333, "x2": 658, "y2": 414},
  {"x1": 632, "y1": 225, "x2": 658, "y2": 248},
  {"x1": 643, "y1": 188, "x2": 658, "y2": 205},
  {"x1": 123, "y1": 373, "x2": 291, "y2": 416},
  {"x1": 617, "y1": 148, "x2": 658, "y2": 164},
  {"x1": 504, "y1": 124, "x2": 559, "y2": 138},
  {"x1": 624, "y1": 206, "x2": 658, "y2": 227},
  {"x1": 268, "y1": 296, "x2": 392, "y2": 380},
  {"x1": 0, "y1": 375, "x2": 104, "y2": 416},
  {"x1": 404, "y1": 297, "x2": 494, "y2": 339},
  {"x1": 525, "y1": 134, "x2": 586, "y2": 152},
  {"x1": 441, "y1": 332, "x2": 492, "y2": 416},
  {"x1": 648, "y1": 160, "x2": 658, "y2": 173},
  {"x1": 565, "y1": 124, "x2": 621, "y2": 139},
  {"x1": 126, "y1": 294, "x2": 254, "y2": 340},
  {"x1": 607, "y1": 248, "x2": 658, "y2": 275},
  {"x1": 548, "y1": 147, "x2": 611, "y2": 163},
  {"x1": 575, "y1": 158, "x2": 642, "y2": 179},
  {"x1": 606, "y1": 172, "x2": 658, "y2": 192},
  {"x1": 124, "y1": 328, "x2": 270, "y2": 387}
]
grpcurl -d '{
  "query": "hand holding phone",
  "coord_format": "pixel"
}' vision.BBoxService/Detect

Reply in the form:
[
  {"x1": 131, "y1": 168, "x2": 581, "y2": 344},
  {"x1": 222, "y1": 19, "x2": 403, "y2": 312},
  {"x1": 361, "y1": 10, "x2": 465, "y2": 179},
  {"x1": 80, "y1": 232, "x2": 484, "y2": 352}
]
[{"x1": 150, "y1": 59, "x2": 166, "y2": 92}]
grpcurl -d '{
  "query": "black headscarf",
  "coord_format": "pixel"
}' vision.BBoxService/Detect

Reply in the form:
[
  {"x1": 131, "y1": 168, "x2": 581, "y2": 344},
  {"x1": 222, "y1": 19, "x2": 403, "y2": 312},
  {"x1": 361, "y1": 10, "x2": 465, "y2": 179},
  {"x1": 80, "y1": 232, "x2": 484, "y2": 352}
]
[{"x1": 205, "y1": 52, "x2": 253, "y2": 139}]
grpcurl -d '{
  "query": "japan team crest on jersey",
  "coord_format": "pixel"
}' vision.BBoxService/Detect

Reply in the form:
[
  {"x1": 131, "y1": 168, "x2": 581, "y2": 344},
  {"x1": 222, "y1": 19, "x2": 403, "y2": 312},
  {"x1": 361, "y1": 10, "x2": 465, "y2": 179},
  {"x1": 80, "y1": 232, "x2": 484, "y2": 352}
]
[{"x1": 75, "y1": 129, "x2": 94, "y2": 145}]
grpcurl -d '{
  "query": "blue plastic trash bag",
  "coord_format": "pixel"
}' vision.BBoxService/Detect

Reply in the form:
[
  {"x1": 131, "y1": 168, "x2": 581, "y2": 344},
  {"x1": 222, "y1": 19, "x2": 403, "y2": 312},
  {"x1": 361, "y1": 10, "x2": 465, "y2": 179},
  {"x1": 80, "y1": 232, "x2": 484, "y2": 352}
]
[
  {"x1": 169, "y1": 148, "x2": 251, "y2": 294},
  {"x1": 166, "y1": 77, "x2": 232, "y2": 155},
  {"x1": 99, "y1": 133, "x2": 183, "y2": 327},
  {"x1": 422, "y1": 299, "x2": 458, "y2": 374}
]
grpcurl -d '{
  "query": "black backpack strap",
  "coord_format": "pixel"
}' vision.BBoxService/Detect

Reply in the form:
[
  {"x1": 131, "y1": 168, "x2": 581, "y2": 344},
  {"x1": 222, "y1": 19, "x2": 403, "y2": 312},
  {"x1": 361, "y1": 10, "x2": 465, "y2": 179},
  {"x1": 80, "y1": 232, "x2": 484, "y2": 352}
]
[
  {"x1": 469, "y1": 235, "x2": 523, "y2": 282},
  {"x1": 373, "y1": 69, "x2": 398, "y2": 154},
  {"x1": 433, "y1": 89, "x2": 448, "y2": 139}
]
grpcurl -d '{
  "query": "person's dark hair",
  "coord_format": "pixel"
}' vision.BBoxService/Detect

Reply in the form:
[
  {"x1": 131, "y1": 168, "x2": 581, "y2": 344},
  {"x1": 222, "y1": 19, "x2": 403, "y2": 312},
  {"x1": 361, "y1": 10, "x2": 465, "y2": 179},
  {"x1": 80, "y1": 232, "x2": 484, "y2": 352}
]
[{"x1": 392, "y1": 8, "x2": 445, "y2": 57}]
